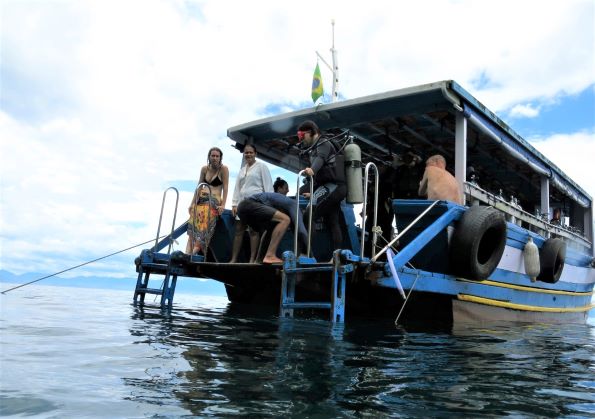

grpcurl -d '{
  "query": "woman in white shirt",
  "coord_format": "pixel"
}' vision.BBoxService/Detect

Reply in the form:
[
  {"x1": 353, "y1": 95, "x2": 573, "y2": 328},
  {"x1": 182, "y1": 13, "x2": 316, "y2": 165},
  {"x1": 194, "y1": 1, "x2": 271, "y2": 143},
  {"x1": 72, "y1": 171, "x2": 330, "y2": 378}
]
[{"x1": 230, "y1": 144, "x2": 273, "y2": 262}]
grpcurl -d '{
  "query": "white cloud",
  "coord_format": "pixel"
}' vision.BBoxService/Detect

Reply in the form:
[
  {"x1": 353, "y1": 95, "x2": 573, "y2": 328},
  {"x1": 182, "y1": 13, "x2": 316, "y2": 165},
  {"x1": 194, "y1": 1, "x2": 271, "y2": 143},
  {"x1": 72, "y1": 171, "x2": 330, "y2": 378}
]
[
  {"x1": 509, "y1": 104, "x2": 540, "y2": 119},
  {"x1": 529, "y1": 130, "x2": 595, "y2": 200},
  {"x1": 1, "y1": 0, "x2": 594, "y2": 277}
]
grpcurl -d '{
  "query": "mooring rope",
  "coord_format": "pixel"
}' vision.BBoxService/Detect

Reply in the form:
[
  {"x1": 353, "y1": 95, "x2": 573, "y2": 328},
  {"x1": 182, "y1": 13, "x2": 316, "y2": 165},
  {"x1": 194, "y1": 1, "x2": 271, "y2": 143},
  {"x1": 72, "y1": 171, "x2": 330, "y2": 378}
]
[{"x1": 1, "y1": 235, "x2": 169, "y2": 294}]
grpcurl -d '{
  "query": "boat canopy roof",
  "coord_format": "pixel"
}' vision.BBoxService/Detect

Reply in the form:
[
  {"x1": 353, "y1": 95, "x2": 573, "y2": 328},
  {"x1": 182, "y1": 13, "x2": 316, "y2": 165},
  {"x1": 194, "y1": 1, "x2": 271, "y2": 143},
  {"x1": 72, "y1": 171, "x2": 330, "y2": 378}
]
[{"x1": 227, "y1": 80, "x2": 591, "y2": 209}]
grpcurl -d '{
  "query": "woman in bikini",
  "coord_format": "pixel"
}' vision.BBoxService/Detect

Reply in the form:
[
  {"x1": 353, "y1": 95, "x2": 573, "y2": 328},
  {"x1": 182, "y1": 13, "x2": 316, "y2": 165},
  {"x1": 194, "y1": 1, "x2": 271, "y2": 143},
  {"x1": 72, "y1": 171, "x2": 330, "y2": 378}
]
[{"x1": 186, "y1": 147, "x2": 230, "y2": 256}]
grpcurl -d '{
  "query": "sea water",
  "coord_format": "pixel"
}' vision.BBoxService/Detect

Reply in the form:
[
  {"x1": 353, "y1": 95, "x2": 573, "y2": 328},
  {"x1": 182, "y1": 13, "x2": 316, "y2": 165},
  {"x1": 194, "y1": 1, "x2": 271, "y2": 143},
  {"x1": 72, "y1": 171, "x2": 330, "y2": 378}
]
[{"x1": 1, "y1": 282, "x2": 594, "y2": 417}]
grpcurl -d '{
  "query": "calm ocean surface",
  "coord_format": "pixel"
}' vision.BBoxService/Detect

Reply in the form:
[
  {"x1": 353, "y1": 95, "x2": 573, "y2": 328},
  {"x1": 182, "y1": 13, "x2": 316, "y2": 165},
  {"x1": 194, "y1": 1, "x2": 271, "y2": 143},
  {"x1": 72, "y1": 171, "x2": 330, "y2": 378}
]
[{"x1": 1, "y1": 282, "x2": 594, "y2": 418}]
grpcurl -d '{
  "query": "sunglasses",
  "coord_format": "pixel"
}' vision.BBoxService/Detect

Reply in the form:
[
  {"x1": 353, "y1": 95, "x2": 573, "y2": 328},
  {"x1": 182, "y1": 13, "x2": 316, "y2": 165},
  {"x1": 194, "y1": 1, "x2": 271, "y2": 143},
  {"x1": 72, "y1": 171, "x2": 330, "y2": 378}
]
[{"x1": 297, "y1": 130, "x2": 308, "y2": 142}]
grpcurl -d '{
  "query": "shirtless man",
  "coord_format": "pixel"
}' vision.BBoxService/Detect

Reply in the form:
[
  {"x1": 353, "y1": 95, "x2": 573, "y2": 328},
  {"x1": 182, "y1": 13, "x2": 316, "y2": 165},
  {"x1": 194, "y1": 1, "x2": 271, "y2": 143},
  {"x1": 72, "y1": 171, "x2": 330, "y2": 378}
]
[{"x1": 418, "y1": 154, "x2": 463, "y2": 204}]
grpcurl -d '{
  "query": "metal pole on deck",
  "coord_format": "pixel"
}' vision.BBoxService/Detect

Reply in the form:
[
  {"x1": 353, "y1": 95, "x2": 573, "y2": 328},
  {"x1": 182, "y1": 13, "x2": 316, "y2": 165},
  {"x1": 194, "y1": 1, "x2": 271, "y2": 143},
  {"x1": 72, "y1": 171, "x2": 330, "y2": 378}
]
[
  {"x1": 316, "y1": 19, "x2": 339, "y2": 103},
  {"x1": 330, "y1": 19, "x2": 338, "y2": 102}
]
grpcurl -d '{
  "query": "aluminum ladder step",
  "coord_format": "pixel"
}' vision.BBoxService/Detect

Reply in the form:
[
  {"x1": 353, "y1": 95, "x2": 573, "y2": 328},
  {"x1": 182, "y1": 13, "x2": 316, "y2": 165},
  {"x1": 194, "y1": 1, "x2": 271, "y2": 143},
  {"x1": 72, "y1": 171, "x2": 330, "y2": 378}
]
[
  {"x1": 281, "y1": 302, "x2": 332, "y2": 310},
  {"x1": 136, "y1": 287, "x2": 163, "y2": 295}
]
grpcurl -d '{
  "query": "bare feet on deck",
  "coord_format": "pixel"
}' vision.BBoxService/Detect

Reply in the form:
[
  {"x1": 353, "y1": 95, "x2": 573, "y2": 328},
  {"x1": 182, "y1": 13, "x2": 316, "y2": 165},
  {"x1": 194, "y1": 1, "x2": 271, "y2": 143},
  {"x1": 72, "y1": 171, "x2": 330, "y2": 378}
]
[{"x1": 262, "y1": 256, "x2": 283, "y2": 264}]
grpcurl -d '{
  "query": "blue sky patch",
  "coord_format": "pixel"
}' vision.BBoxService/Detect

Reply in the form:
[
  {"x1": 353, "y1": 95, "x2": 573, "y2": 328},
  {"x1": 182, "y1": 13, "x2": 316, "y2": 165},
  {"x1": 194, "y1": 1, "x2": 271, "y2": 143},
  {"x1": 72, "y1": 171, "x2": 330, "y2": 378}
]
[
  {"x1": 508, "y1": 85, "x2": 595, "y2": 139},
  {"x1": 166, "y1": 180, "x2": 197, "y2": 192}
]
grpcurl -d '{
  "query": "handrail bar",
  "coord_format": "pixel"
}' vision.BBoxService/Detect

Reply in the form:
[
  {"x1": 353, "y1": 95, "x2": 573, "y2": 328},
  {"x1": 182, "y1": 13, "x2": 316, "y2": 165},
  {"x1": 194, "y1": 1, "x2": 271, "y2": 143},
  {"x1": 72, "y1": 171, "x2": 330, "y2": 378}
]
[
  {"x1": 371, "y1": 200, "x2": 440, "y2": 263},
  {"x1": 360, "y1": 162, "x2": 379, "y2": 259},
  {"x1": 154, "y1": 187, "x2": 180, "y2": 255},
  {"x1": 295, "y1": 170, "x2": 314, "y2": 256}
]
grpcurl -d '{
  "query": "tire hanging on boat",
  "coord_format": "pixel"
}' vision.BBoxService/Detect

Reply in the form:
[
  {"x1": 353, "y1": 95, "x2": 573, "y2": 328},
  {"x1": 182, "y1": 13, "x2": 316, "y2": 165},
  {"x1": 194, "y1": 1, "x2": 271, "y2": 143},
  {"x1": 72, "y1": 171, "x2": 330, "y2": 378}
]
[
  {"x1": 449, "y1": 205, "x2": 507, "y2": 280},
  {"x1": 537, "y1": 238, "x2": 566, "y2": 283}
]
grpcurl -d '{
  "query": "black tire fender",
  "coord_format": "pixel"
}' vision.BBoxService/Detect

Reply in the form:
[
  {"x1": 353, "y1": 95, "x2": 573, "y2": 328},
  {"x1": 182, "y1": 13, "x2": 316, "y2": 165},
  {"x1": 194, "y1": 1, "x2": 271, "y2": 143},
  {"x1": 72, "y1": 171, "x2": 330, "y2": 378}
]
[
  {"x1": 537, "y1": 238, "x2": 566, "y2": 283},
  {"x1": 450, "y1": 206, "x2": 507, "y2": 280}
]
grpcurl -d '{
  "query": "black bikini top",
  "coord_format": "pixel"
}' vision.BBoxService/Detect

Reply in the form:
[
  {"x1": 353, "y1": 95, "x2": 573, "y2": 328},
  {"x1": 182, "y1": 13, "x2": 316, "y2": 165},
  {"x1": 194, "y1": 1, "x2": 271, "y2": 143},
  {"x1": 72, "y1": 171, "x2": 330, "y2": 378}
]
[
  {"x1": 206, "y1": 175, "x2": 223, "y2": 187},
  {"x1": 204, "y1": 167, "x2": 223, "y2": 187}
]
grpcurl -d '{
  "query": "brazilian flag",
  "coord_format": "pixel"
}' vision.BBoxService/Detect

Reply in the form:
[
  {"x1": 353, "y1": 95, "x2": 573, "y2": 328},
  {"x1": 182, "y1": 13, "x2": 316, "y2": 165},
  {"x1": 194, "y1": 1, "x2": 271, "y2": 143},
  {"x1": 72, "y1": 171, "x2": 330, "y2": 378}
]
[{"x1": 311, "y1": 62, "x2": 324, "y2": 103}]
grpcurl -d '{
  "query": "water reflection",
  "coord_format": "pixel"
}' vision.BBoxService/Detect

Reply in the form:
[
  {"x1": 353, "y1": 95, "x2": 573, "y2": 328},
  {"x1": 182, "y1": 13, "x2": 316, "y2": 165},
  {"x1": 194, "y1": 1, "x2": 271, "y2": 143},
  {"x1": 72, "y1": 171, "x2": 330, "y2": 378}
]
[{"x1": 126, "y1": 301, "x2": 595, "y2": 417}]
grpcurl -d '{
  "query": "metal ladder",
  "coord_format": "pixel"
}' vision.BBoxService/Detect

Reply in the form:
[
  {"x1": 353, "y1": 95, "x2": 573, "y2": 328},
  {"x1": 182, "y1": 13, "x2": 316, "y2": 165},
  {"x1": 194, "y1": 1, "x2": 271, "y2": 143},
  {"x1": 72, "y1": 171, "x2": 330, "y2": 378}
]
[
  {"x1": 278, "y1": 169, "x2": 363, "y2": 323},
  {"x1": 278, "y1": 164, "x2": 381, "y2": 323},
  {"x1": 134, "y1": 187, "x2": 180, "y2": 311},
  {"x1": 279, "y1": 249, "x2": 349, "y2": 322}
]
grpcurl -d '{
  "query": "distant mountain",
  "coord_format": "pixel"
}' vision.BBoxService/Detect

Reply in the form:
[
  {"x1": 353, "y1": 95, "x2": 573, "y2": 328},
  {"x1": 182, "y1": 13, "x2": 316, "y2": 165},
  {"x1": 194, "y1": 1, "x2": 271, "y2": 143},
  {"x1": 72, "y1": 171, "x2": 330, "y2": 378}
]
[{"x1": 0, "y1": 269, "x2": 226, "y2": 296}]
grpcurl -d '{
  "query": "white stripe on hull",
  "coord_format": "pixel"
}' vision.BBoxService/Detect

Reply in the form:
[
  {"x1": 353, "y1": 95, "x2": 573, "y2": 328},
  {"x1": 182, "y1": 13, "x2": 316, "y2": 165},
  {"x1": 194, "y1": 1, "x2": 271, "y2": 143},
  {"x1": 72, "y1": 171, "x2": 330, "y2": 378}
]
[{"x1": 497, "y1": 245, "x2": 595, "y2": 285}]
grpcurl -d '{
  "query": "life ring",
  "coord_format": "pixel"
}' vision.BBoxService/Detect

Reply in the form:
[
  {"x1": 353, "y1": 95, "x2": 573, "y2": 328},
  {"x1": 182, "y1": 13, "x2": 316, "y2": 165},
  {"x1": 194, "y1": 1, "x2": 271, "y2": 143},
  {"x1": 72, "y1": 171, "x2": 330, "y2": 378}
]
[
  {"x1": 537, "y1": 238, "x2": 566, "y2": 283},
  {"x1": 450, "y1": 206, "x2": 507, "y2": 279}
]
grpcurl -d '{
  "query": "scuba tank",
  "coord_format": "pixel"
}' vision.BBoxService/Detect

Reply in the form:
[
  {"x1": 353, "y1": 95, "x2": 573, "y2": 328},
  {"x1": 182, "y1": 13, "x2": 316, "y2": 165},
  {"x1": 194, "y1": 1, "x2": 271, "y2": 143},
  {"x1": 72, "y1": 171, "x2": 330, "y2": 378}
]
[{"x1": 344, "y1": 139, "x2": 363, "y2": 204}]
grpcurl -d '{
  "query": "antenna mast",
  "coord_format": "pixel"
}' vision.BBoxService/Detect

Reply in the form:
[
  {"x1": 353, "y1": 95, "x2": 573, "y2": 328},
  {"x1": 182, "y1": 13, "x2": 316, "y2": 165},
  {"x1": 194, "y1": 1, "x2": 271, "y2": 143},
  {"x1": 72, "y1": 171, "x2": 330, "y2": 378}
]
[
  {"x1": 316, "y1": 19, "x2": 339, "y2": 102},
  {"x1": 330, "y1": 19, "x2": 338, "y2": 102}
]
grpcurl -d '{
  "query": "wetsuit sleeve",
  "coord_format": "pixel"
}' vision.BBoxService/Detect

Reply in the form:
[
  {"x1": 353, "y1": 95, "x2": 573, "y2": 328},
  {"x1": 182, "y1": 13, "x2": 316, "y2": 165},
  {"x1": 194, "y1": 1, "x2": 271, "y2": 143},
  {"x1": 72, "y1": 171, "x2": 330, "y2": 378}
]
[{"x1": 310, "y1": 141, "x2": 333, "y2": 174}]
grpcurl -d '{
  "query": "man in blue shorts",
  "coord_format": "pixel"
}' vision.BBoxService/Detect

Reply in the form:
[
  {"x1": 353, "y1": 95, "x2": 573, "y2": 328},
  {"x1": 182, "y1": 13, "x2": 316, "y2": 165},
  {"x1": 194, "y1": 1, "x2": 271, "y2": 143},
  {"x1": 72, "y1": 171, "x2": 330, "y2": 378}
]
[{"x1": 237, "y1": 192, "x2": 308, "y2": 264}]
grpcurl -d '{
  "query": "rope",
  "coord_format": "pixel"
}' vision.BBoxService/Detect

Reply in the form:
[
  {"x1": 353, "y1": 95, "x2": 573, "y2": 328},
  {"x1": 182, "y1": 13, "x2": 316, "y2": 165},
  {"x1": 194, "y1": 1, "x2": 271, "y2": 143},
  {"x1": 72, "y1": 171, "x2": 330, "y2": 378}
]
[
  {"x1": 1, "y1": 235, "x2": 169, "y2": 294},
  {"x1": 375, "y1": 234, "x2": 419, "y2": 325},
  {"x1": 394, "y1": 271, "x2": 420, "y2": 326},
  {"x1": 376, "y1": 234, "x2": 415, "y2": 270}
]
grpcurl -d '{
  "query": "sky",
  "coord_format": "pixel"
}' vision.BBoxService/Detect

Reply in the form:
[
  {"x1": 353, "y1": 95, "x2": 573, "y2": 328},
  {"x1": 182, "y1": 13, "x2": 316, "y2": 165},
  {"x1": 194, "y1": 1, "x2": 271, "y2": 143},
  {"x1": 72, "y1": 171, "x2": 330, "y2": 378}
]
[{"x1": 1, "y1": 0, "x2": 594, "y2": 279}]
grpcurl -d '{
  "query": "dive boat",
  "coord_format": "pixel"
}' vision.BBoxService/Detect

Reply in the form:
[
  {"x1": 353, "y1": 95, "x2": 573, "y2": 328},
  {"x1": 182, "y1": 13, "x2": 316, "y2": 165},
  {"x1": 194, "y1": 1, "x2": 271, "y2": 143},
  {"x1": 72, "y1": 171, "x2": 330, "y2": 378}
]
[{"x1": 134, "y1": 80, "x2": 595, "y2": 324}]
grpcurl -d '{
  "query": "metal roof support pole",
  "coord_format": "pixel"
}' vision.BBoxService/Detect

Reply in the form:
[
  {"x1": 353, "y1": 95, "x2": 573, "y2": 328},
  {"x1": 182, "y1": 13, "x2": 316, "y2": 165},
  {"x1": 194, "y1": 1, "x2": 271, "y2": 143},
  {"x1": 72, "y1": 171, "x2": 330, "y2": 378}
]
[
  {"x1": 455, "y1": 112, "x2": 467, "y2": 205},
  {"x1": 585, "y1": 208, "x2": 594, "y2": 257},
  {"x1": 541, "y1": 177, "x2": 550, "y2": 220}
]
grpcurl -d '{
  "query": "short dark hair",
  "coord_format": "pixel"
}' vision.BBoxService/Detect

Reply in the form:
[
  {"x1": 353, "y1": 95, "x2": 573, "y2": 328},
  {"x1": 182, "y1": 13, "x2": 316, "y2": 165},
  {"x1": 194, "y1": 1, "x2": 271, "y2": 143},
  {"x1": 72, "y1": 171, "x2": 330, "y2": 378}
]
[
  {"x1": 273, "y1": 177, "x2": 288, "y2": 192},
  {"x1": 297, "y1": 120, "x2": 320, "y2": 136}
]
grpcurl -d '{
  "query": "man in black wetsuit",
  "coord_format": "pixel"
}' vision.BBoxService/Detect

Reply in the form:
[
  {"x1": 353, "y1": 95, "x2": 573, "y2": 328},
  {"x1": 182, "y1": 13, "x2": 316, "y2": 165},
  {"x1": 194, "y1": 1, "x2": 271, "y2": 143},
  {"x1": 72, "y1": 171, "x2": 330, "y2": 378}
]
[{"x1": 297, "y1": 120, "x2": 347, "y2": 253}]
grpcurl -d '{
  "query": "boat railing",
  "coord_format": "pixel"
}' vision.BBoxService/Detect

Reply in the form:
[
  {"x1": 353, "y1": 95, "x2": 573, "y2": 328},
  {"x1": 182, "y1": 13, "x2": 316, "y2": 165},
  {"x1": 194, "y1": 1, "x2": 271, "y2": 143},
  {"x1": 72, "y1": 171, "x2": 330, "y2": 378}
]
[
  {"x1": 153, "y1": 187, "x2": 180, "y2": 255},
  {"x1": 371, "y1": 200, "x2": 441, "y2": 263},
  {"x1": 360, "y1": 162, "x2": 379, "y2": 259},
  {"x1": 295, "y1": 170, "x2": 314, "y2": 257},
  {"x1": 464, "y1": 182, "x2": 592, "y2": 249}
]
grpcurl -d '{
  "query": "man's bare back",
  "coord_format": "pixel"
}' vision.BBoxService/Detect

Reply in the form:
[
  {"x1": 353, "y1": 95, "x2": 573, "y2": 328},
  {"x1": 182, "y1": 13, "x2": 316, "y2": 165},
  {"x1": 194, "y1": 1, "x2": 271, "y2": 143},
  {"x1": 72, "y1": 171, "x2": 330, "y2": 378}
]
[{"x1": 418, "y1": 155, "x2": 463, "y2": 204}]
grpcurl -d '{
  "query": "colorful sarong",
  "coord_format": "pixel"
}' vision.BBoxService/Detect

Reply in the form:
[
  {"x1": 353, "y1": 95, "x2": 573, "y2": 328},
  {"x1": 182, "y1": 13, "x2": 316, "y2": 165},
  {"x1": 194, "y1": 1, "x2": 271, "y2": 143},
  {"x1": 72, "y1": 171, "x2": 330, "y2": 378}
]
[{"x1": 187, "y1": 194, "x2": 219, "y2": 254}]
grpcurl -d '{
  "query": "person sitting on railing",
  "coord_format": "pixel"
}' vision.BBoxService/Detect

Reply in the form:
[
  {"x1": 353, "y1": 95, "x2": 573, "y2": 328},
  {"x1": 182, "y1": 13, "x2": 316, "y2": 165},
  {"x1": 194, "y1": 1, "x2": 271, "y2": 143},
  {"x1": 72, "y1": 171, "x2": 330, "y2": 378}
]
[
  {"x1": 186, "y1": 147, "x2": 229, "y2": 256},
  {"x1": 418, "y1": 154, "x2": 463, "y2": 204},
  {"x1": 237, "y1": 191, "x2": 308, "y2": 264}
]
